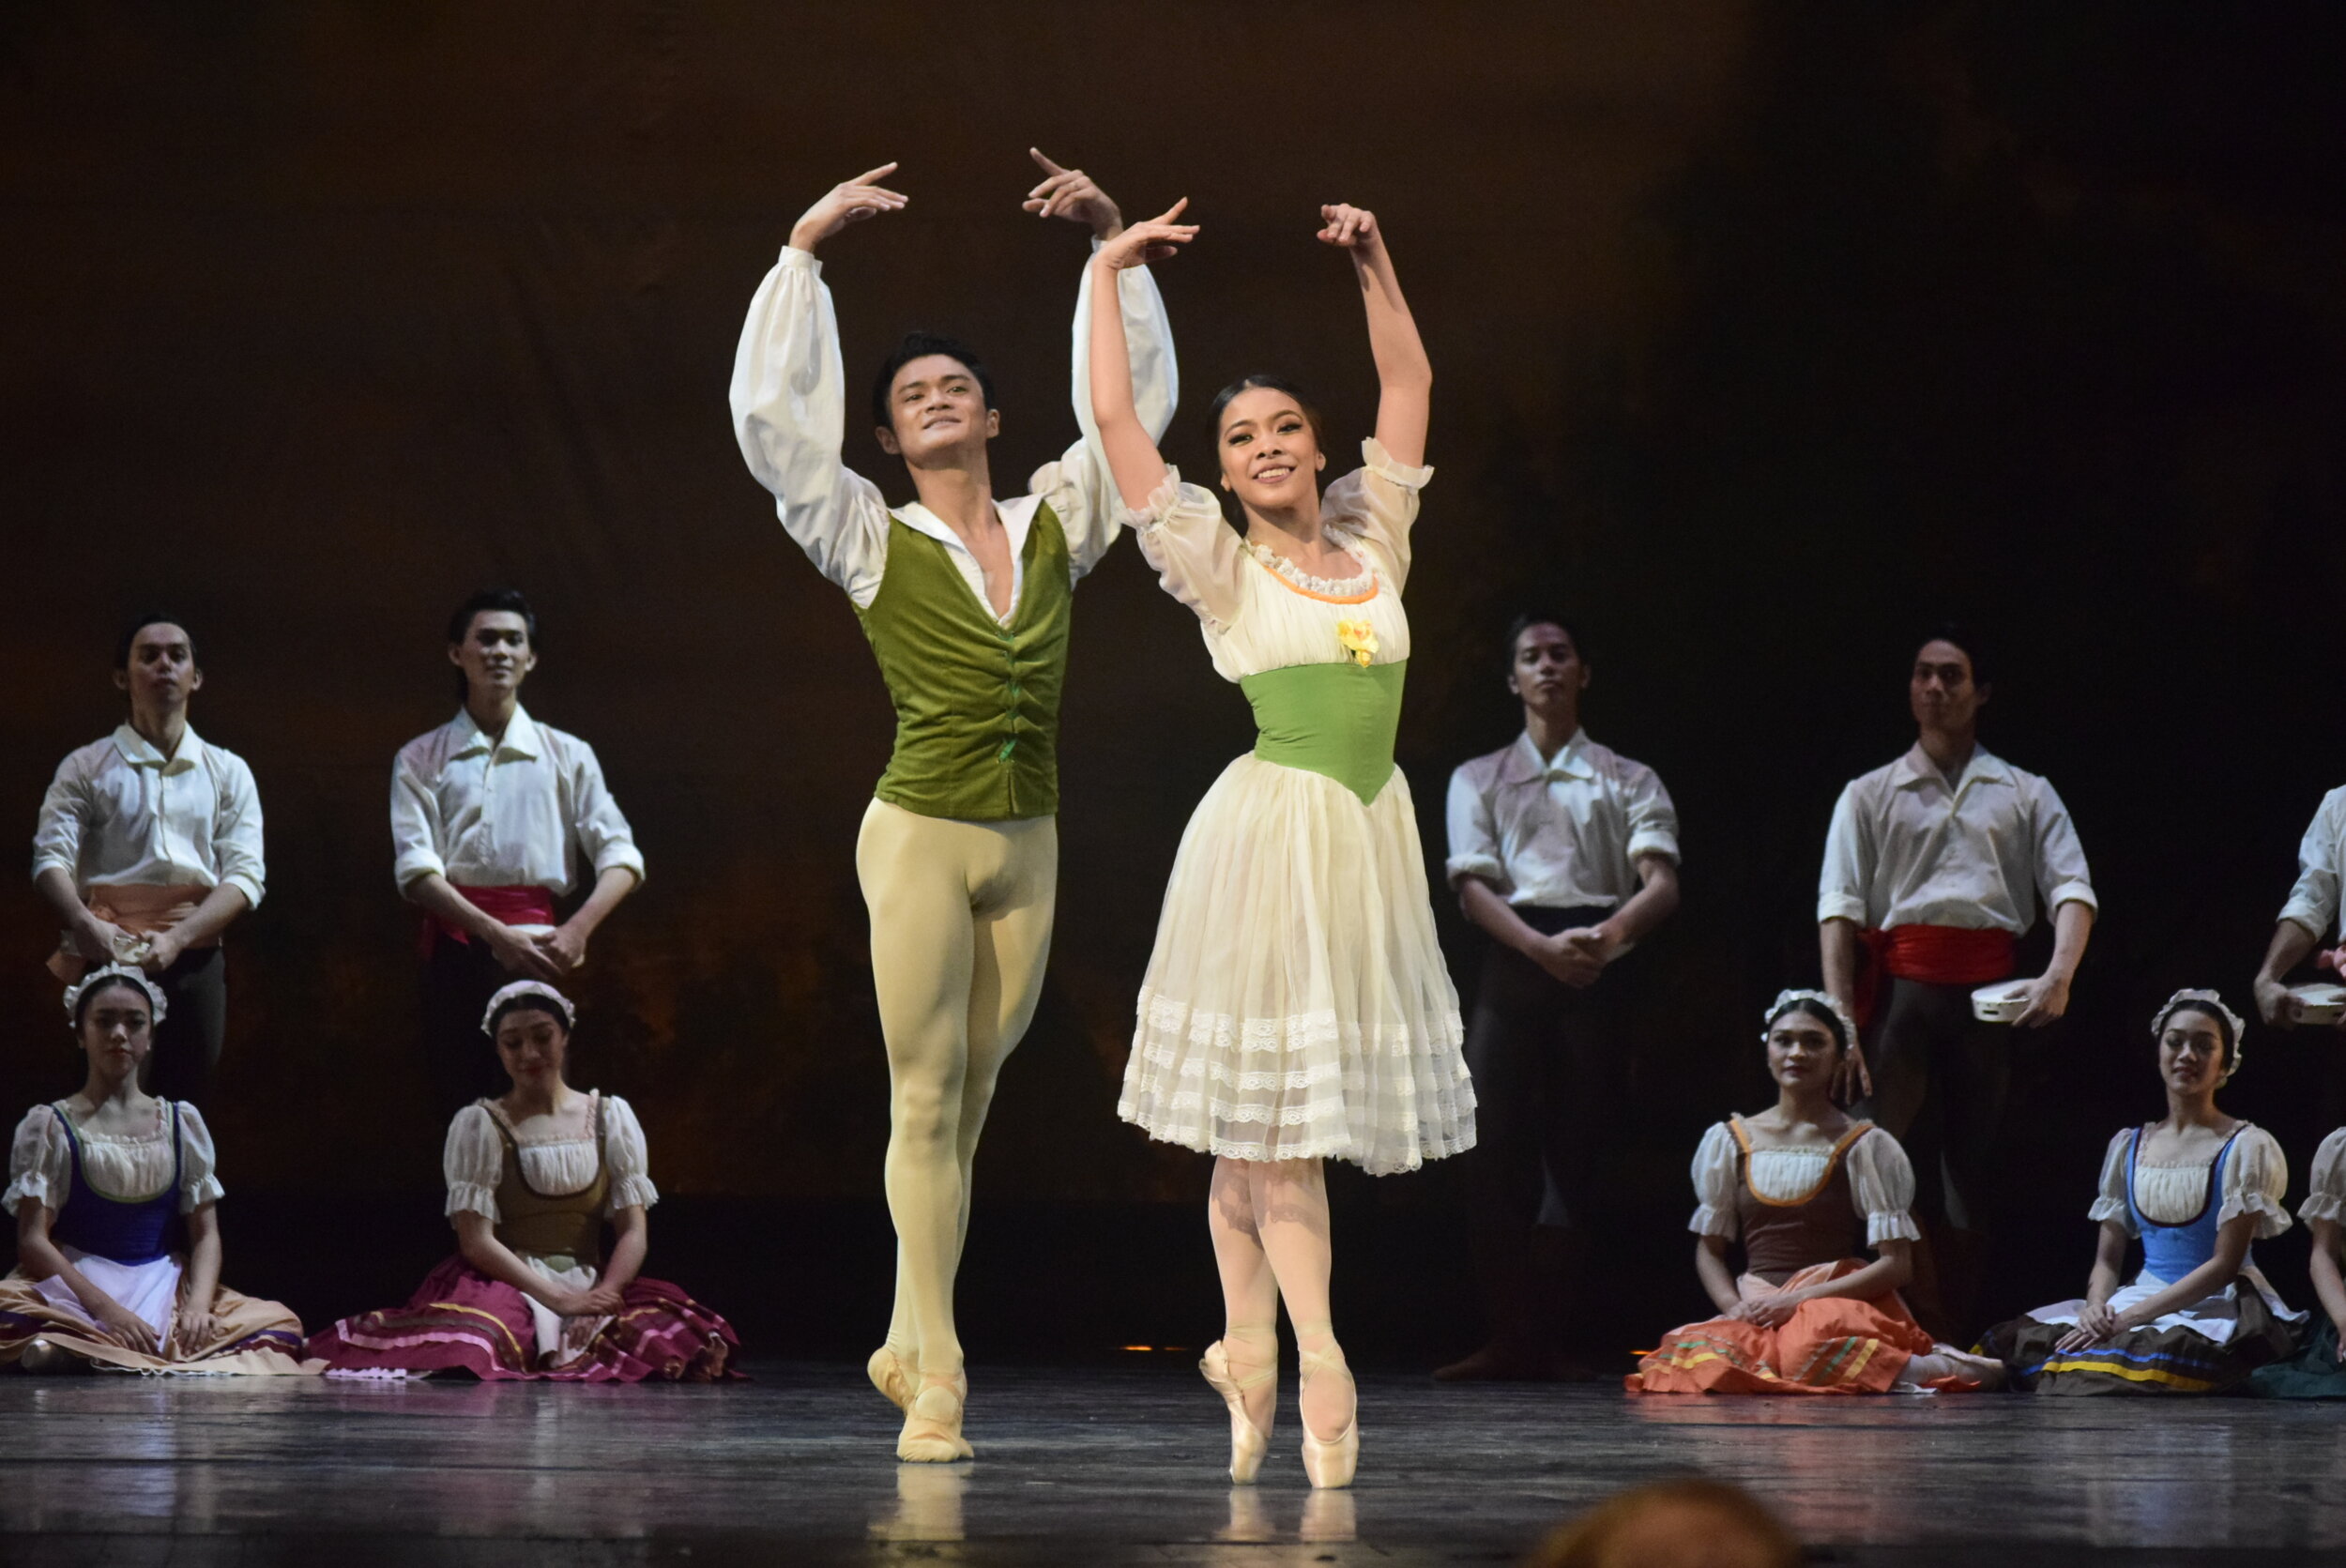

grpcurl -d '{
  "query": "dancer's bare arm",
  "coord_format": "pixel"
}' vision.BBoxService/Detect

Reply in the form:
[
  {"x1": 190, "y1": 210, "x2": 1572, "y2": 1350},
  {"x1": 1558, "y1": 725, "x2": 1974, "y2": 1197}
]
[
  {"x1": 1087, "y1": 202, "x2": 1199, "y2": 511},
  {"x1": 1318, "y1": 205, "x2": 1430, "y2": 469}
]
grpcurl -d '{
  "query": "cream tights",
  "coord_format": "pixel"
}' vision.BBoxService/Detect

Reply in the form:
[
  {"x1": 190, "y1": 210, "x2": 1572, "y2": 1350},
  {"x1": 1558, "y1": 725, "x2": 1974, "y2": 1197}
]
[
  {"x1": 1208, "y1": 1155, "x2": 1355, "y2": 1440},
  {"x1": 857, "y1": 799, "x2": 1058, "y2": 1380}
]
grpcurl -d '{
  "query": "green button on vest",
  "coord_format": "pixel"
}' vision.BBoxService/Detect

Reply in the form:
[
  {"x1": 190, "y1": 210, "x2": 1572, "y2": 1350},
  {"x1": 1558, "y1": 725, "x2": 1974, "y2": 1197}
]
[{"x1": 855, "y1": 509, "x2": 1072, "y2": 821}]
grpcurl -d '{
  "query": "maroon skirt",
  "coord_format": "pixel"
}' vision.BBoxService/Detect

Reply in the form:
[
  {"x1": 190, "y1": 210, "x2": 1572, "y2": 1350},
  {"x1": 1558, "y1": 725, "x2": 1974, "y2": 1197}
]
[{"x1": 307, "y1": 1256, "x2": 739, "y2": 1382}]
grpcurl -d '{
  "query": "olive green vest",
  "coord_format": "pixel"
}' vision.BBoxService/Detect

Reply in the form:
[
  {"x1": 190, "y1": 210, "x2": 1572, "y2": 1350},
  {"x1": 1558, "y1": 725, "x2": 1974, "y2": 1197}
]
[{"x1": 855, "y1": 509, "x2": 1072, "y2": 821}]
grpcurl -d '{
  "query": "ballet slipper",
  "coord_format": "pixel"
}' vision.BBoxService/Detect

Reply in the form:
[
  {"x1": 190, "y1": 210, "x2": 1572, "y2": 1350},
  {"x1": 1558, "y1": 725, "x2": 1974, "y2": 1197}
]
[
  {"x1": 867, "y1": 1344, "x2": 915, "y2": 1410},
  {"x1": 1296, "y1": 1334, "x2": 1358, "y2": 1490},
  {"x1": 1199, "y1": 1332, "x2": 1277, "y2": 1484},
  {"x1": 897, "y1": 1371, "x2": 974, "y2": 1463}
]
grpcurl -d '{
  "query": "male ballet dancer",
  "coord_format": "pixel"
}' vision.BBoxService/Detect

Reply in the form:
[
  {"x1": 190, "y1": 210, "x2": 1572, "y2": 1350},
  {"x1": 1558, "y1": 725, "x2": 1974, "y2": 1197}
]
[
  {"x1": 1439, "y1": 614, "x2": 1680, "y2": 1381},
  {"x1": 391, "y1": 588, "x2": 644, "y2": 1110},
  {"x1": 2255, "y1": 786, "x2": 2346, "y2": 1033},
  {"x1": 1820, "y1": 626, "x2": 2095, "y2": 1335},
  {"x1": 729, "y1": 152, "x2": 1176, "y2": 1461},
  {"x1": 34, "y1": 615, "x2": 264, "y2": 1102}
]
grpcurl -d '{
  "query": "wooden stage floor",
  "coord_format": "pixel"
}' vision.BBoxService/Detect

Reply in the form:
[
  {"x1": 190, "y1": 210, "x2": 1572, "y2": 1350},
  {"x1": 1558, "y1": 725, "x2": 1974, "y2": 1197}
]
[{"x1": 3, "y1": 1360, "x2": 2341, "y2": 1565}]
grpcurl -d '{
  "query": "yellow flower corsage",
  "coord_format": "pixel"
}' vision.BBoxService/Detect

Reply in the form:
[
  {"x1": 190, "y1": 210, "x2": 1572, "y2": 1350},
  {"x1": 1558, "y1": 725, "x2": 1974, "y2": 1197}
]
[{"x1": 1335, "y1": 617, "x2": 1379, "y2": 668}]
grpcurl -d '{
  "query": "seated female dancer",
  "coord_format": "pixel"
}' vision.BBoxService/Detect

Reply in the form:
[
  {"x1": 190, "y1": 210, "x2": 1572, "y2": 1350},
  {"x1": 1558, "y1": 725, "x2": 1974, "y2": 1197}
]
[
  {"x1": 1, "y1": 966, "x2": 312, "y2": 1373},
  {"x1": 308, "y1": 981, "x2": 738, "y2": 1379},
  {"x1": 1983, "y1": 990, "x2": 2300, "y2": 1393},
  {"x1": 1629, "y1": 991, "x2": 1999, "y2": 1393},
  {"x1": 2248, "y1": 1126, "x2": 2346, "y2": 1397}
]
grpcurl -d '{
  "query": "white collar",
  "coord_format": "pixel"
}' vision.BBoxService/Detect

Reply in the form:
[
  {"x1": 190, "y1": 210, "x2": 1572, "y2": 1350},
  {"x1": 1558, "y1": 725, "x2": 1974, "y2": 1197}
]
[
  {"x1": 111, "y1": 723, "x2": 204, "y2": 774},
  {"x1": 893, "y1": 493, "x2": 1044, "y2": 556},
  {"x1": 1500, "y1": 727, "x2": 1594, "y2": 785},
  {"x1": 451, "y1": 705, "x2": 541, "y2": 762},
  {"x1": 1891, "y1": 741, "x2": 2011, "y2": 795}
]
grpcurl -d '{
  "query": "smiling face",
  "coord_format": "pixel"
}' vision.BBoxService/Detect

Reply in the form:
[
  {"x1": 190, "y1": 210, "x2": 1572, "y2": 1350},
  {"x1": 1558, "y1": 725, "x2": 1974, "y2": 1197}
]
[
  {"x1": 1910, "y1": 638, "x2": 1987, "y2": 734},
  {"x1": 1765, "y1": 1007, "x2": 1844, "y2": 1092},
  {"x1": 76, "y1": 982, "x2": 155, "y2": 1081},
  {"x1": 2158, "y1": 1006, "x2": 2231, "y2": 1095},
  {"x1": 495, "y1": 1006, "x2": 571, "y2": 1090},
  {"x1": 114, "y1": 622, "x2": 201, "y2": 715},
  {"x1": 1215, "y1": 388, "x2": 1325, "y2": 513},
  {"x1": 876, "y1": 354, "x2": 998, "y2": 466},
  {"x1": 449, "y1": 610, "x2": 537, "y2": 705}
]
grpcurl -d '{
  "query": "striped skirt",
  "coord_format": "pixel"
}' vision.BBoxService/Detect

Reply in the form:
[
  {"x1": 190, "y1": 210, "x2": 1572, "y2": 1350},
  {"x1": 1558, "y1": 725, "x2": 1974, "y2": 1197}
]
[
  {"x1": 1984, "y1": 1273, "x2": 2299, "y2": 1394},
  {"x1": 1627, "y1": 1260, "x2": 1944, "y2": 1395}
]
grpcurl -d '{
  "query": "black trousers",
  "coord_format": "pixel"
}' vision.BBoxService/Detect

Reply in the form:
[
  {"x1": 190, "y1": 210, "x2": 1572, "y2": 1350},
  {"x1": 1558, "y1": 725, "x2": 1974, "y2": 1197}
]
[
  {"x1": 145, "y1": 947, "x2": 226, "y2": 1105},
  {"x1": 1853, "y1": 976, "x2": 2011, "y2": 1235},
  {"x1": 1458, "y1": 905, "x2": 1619, "y2": 1344},
  {"x1": 420, "y1": 936, "x2": 514, "y2": 1112}
]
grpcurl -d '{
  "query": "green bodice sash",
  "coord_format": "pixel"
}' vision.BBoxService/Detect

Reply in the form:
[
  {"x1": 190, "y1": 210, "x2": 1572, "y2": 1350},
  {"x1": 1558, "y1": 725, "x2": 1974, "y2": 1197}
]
[{"x1": 1241, "y1": 659, "x2": 1407, "y2": 806}]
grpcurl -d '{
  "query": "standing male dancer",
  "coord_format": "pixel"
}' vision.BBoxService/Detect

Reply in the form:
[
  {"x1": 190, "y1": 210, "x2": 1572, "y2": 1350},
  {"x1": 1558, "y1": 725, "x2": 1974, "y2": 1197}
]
[
  {"x1": 2254, "y1": 786, "x2": 2346, "y2": 1032},
  {"x1": 1439, "y1": 615, "x2": 1680, "y2": 1381},
  {"x1": 729, "y1": 152, "x2": 1176, "y2": 1461},
  {"x1": 391, "y1": 588, "x2": 644, "y2": 1111},
  {"x1": 33, "y1": 615, "x2": 264, "y2": 1102},
  {"x1": 1819, "y1": 626, "x2": 2095, "y2": 1334}
]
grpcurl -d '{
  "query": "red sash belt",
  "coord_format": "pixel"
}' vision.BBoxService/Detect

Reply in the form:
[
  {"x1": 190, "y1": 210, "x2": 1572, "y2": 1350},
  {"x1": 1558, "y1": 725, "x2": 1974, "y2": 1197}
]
[
  {"x1": 419, "y1": 885, "x2": 557, "y2": 958},
  {"x1": 1854, "y1": 924, "x2": 2017, "y2": 1028}
]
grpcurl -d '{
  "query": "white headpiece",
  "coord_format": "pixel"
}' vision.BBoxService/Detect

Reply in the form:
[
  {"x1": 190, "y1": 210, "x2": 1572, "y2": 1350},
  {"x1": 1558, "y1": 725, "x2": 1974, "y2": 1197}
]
[
  {"x1": 2153, "y1": 988, "x2": 2247, "y2": 1076},
  {"x1": 65, "y1": 963, "x2": 168, "y2": 1025},
  {"x1": 1761, "y1": 988, "x2": 1859, "y2": 1052},
  {"x1": 480, "y1": 980, "x2": 576, "y2": 1037}
]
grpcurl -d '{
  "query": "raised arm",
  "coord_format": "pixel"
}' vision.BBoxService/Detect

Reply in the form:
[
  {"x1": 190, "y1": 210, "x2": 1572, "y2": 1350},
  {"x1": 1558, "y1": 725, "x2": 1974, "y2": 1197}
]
[
  {"x1": 1086, "y1": 201, "x2": 1198, "y2": 513},
  {"x1": 1318, "y1": 204, "x2": 1430, "y2": 469},
  {"x1": 728, "y1": 165, "x2": 908, "y2": 605}
]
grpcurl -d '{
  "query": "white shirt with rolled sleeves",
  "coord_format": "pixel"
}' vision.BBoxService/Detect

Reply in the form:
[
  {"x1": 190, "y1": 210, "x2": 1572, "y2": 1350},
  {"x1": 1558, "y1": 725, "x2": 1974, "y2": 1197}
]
[
  {"x1": 2279, "y1": 786, "x2": 2346, "y2": 943},
  {"x1": 1444, "y1": 729, "x2": 1680, "y2": 909},
  {"x1": 727, "y1": 245, "x2": 1178, "y2": 619},
  {"x1": 1817, "y1": 743, "x2": 2095, "y2": 933},
  {"x1": 31, "y1": 725, "x2": 266, "y2": 908},
  {"x1": 389, "y1": 707, "x2": 644, "y2": 906}
]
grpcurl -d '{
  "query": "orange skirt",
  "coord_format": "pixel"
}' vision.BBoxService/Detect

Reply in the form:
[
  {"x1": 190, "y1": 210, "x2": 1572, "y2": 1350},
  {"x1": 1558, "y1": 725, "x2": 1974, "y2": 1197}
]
[{"x1": 1626, "y1": 1260, "x2": 1938, "y2": 1394}]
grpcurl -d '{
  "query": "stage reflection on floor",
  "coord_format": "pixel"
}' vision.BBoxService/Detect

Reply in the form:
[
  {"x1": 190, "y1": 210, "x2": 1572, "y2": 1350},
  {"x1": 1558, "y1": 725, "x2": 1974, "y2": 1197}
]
[{"x1": 4, "y1": 1361, "x2": 2344, "y2": 1565}]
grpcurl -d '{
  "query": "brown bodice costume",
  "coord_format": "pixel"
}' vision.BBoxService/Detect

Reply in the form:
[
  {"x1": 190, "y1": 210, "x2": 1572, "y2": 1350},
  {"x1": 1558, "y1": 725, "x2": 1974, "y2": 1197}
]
[
  {"x1": 482, "y1": 1093, "x2": 609, "y2": 1271},
  {"x1": 1729, "y1": 1116, "x2": 1876, "y2": 1286}
]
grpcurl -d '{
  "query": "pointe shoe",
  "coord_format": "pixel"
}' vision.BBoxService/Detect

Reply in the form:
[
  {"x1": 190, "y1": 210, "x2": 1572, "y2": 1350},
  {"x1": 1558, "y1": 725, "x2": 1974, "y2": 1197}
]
[
  {"x1": 896, "y1": 1371, "x2": 974, "y2": 1463},
  {"x1": 1297, "y1": 1342, "x2": 1359, "y2": 1490},
  {"x1": 1199, "y1": 1338, "x2": 1277, "y2": 1484},
  {"x1": 867, "y1": 1344, "x2": 915, "y2": 1409}
]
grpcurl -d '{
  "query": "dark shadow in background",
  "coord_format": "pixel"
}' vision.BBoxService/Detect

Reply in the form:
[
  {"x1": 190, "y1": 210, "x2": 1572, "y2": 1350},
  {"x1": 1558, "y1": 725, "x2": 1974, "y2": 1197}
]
[{"x1": 1, "y1": 1, "x2": 2340, "y2": 1364}]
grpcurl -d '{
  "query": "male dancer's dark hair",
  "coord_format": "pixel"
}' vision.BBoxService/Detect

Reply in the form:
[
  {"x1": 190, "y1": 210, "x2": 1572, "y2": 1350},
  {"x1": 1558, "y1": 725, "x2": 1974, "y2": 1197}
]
[
  {"x1": 1505, "y1": 611, "x2": 1587, "y2": 664},
  {"x1": 114, "y1": 613, "x2": 198, "y2": 669},
  {"x1": 446, "y1": 588, "x2": 540, "y2": 701},
  {"x1": 869, "y1": 332, "x2": 998, "y2": 431},
  {"x1": 1916, "y1": 620, "x2": 1992, "y2": 686}
]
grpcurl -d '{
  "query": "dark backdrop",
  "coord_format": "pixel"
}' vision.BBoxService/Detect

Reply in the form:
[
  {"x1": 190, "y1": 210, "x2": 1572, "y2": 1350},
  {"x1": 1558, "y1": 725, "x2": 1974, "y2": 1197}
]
[{"x1": 3, "y1": 1, "x2": 2341, "y2": 1363}]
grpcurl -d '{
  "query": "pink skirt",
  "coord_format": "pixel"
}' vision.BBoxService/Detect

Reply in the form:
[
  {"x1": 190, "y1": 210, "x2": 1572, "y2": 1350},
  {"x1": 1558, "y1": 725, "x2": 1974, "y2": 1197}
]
[{"x1": 307, "y1": 1256, "x2": 739, "y2": 1382}]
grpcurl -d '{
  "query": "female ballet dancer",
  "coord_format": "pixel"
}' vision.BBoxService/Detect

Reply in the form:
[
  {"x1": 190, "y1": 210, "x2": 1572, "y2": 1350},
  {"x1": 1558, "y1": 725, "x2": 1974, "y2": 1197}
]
[
  {"x1": 2248, "y1": 1123, "x2": 2346, "y2": 1396},
  {"x1": 1983, "y1": 990, "x2": 2301, "y2": 1393},
  {"x1": 1088, "y1": 199, "x2": 1474, "y2": 1487},
  {"x1": 0, "y1": 966, "x2": 311, "y2": 1373},
  {"x1": 308, "y1": 981, "x2": 737, "y2": 1379},
  {"x1": 1627, "y1": 992, "x2": 1999, "y2": 1393}
]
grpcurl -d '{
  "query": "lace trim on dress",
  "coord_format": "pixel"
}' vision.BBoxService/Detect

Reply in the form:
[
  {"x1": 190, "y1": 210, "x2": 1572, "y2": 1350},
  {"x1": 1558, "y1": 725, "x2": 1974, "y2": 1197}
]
[
  {"x1": 1243, "y1": 528, "x2": 1379, "y2": 602},
  {"x1": 1119, "y1": 468, "x2": 1188, "y2": 534},
  {"x1": 1137, "y1": 992, "x2": 1467, "y2": 1058}
]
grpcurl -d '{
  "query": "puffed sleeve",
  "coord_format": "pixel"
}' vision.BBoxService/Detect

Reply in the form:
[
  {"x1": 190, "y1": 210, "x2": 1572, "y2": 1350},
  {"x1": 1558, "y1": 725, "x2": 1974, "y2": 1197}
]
[
  {"x1": 2217, "y1": 1125, "x2": 2293, "y2": 1239},
  {"x1": 2088, "y1": 1129, "x2": 2138, "y2": 1234},
  {"x1": 2027, "y1": 774, "x2": 2098, "y2": 918},
  {"x1": 1444, "y1": 763, "x2": 1507, "y2": 893},
  {"x1": 3, "y1": 1107, "x2": 69, "y2": 1213},
  {"x1": 1845, "y1": 1128, "x2": 1923, "y2": 1246},
  {"x1": 1126, "y1": 469, "x2": 1249, "y2": 632},
  {"x1": 1622, "y1": 761, "x2": 1683, "y2": 868},
  {"x1": 600, "y1": 1095, "x2": 660, "y2": 1216},
  {"x1": 29, "y1": 753, "x2": 92, "y2": 885},
  {"x1": 175, "y1": 1103, "x2": 223, "y2": 1211},
  {"x1": 1318, "y1": 438, "x2": 1432, "y2": 591},
  {"x1": 2280, "y1": 789, "x2": 2346, "y2": 943},
  {"x1": 1688, "y1": 1122, "x2": 1740, "y2": 1239},
  {"x1": 560, "y1": 737, "x2": 646, "y2": 887},
  {"x1": 2302, "y1": 1128, "x2": 2346, "y2": 1225},
  {"x1": 1817, "y1": 779, "x2": 1875, "y2": 927},
  {"x1": 443, "y1": 1104, "x2": 504, "y2": 1222},
  {"x1": 207, "y1": 752, "x2": 267, "y2": 911}
]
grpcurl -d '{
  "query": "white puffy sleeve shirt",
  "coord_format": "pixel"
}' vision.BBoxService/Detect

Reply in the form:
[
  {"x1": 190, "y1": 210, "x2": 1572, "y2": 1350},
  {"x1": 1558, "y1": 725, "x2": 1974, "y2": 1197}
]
[
  {"x1": 5, "y1": 1101, "x2": 222, "y2": 1215},
  {"x1": 1818, "y1": 744, "x2": 2096, "y2": 933},
  {"x1": 442, "y1": 1094, "x2": 660, "y2": 1225},
  {"x1": 390, "y1": 708, "x2": 644, "y2": 897},
  {"x1": 2299, "y1": 1128, "x2": 2346, "y2": 1226},
  {"x1": 2088, "y1": 1124, "x2": 2293, "y2": 1239},
  {"x1": 1445, "y1": 730, "x2": 1681, "y2": 908},
  {"x1": 31, "y1": 727, "x2": 266, "y2": 909},
  {"x1": 1686, "y1": 1121, "x2": 1921, "y2": 1249},
  {"x1": 728, "y1": 245, "x2": 1177, "y2": 619},
  {"x1": 2280, "y1": 787, "x2": 2346, "y2": 944}
]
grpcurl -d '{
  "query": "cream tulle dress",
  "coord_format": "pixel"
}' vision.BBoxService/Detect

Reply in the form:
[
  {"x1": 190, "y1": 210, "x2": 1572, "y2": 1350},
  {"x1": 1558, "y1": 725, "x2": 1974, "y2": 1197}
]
[{"x1": 1116, "y1": 440, "x2": 1474, "y2": 1175}]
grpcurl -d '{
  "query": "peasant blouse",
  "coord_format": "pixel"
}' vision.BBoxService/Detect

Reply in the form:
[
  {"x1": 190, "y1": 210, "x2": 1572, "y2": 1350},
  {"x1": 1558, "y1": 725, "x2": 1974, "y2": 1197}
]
[
  {"x1": 441, "y1": 1092, "x2": 659, "y2": 1224},
  {"x1": 1687, "y1": 1120, "x2": 1924, "y2": 1248},
  {"x1": 2084, "y1": 1122, "x2": 2291, "y2": 1238},
  {"x1": 4, "y1": 1099, "x2": 221, "y2": 1214},
  {"x1": 2299, "y1": 1127, "x2": 2346, "y2": 1226}
]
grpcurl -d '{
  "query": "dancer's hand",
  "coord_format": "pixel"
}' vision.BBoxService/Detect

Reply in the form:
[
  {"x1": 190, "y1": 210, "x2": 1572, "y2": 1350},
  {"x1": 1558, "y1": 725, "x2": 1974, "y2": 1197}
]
[
  {"x1": 1728, "y1": 1292, "x2": 1796, "y2": 1328},
  {"x1": 485, "y1": 923, "x2": 565, "y2": 983},
  {"x1": 1316, "y1": 203, "x2": 1383, "y2": 251},
  {"x1": 1094, "y1": 200, "x2": 1196, "y2": 271},
  {"x1": 140, "y1": 928, "x2": 185, "y2": 976},
  {"x1": 537, "y1": 922, "x2": 589, "y2": 975},
  {"x1": 173, "y1": 1300, "x2": 218, "y2": 1353},
  {"x1": 69, "y1": 913, "x2": 130, "y2": 964},
  {"x1": 94, "y1": 1300, "x2": 159, "y2": 1355},
  {"x1": 2012, "y1": 970, "x2": 2072, "y2": 1028},
  {"x1": 2055, "y1": 1298, "x2": 2121, "y2": 1352},
  {"x1": 1024, "y1": 149, "x2": 1123, "y2": 240},
  {"x1": 573, "y1": 1281, "x2": 626, "y2": 1317},
  {"x1": 1831, "y1": 1042, "x2": 1873, "y2": 1104},
  {"x1": 789, "y1": 163, "x2": 908, "y2": 255},
  {"x1": 2254, "y1": 973, "x2": 2296, "y2": 1030},
  {"x1": 1531, "y1": 931, "x2": 1605, "y2": 988}
]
